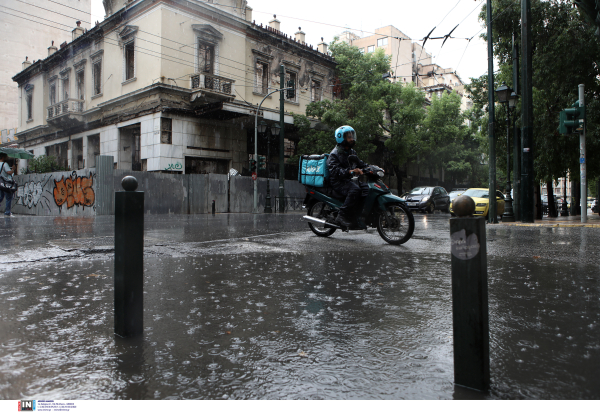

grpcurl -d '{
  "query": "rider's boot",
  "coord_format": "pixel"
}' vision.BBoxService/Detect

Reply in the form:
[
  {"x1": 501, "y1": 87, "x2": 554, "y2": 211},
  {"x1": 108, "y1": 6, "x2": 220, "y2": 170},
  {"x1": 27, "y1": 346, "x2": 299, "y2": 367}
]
[{"x1": 335, "y1": 212, "x2": 352, "y2": 229}]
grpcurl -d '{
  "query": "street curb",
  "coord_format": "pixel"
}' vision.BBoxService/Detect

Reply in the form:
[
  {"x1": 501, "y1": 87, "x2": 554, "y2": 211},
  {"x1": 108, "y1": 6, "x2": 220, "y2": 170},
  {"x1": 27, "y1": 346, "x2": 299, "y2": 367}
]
[{"x1": 500, "y1": 223, "x2": 600, "y2": 228}]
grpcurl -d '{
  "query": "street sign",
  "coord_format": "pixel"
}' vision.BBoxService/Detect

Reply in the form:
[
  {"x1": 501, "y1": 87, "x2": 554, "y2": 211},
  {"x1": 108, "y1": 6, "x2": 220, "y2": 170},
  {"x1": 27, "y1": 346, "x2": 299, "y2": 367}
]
[{"x1": 252, "y1": 172, "x2": 257, "y2": 181}]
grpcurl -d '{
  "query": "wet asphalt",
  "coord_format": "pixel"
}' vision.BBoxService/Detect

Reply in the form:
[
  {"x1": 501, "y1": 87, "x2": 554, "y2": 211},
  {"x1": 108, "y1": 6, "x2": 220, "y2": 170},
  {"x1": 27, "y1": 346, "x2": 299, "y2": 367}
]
[{"x1": 0, "y1": 212, "x2": 598, "y2": 399}]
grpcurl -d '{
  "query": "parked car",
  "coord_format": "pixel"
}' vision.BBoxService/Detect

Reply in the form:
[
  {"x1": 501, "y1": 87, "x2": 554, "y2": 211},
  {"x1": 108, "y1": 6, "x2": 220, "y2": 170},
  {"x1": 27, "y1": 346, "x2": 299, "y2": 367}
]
[
  {"x1": 587, "y1": 197, "x2": 595, "y2": 209},
  {"x1": 449, "y1": 188, "x2": 505, "y2": 218},
  {"x1": 449, "y1": 188, "x2": 468, "y2": 203},
  {"x1": 401, "y1": 186, "x2": 451, "y2": 213}
]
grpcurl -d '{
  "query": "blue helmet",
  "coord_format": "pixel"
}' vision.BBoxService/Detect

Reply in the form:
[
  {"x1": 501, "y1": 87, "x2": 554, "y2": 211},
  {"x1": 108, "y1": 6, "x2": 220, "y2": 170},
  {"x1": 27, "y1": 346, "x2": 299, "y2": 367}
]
[{"x1": 335, "y1": 125, "x2": 357, "y2": 144}]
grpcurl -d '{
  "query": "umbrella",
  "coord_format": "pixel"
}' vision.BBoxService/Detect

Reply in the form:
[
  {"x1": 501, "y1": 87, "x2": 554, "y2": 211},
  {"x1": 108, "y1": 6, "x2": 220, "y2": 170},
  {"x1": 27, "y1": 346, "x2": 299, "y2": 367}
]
[{"x1": 0, "y1": 147, "x2": 34, "y2": 159}]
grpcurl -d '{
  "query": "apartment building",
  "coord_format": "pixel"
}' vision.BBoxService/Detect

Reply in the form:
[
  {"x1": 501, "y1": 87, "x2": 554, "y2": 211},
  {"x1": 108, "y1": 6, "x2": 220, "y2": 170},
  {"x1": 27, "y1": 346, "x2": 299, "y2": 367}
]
[
  {"x1": 0, "y1": 0, "x2": 91, "y2": 137},
  {"x1": 11, "y1": 0, "x2": 335, "y2": 174},
  {"x1": 416, "y1": 63, "x2": 472, "y2": 112},
  {"x1": 342, "y1": 25, "x2": 471, "y2": 110},
  {"x1": 350, "y1": 26, "x2": 420, "y2": 85}
]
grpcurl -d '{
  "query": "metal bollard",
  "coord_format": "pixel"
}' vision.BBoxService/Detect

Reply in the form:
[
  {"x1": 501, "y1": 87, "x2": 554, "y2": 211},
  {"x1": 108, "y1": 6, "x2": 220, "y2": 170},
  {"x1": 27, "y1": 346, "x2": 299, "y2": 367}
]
[
  {"x1": 212, "y1": 199, "x2": 215, "y2": 215},
  {"x1": 449, "y1": 196, "x2": 489, "y2": 392},
  {"x1": 114, "y1": 176, "x2": 144, "y2": 338}
]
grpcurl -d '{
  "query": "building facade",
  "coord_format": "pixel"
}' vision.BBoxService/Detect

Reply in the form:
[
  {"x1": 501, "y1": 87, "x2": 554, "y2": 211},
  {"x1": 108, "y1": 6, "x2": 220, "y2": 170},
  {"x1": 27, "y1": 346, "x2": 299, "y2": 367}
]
[
  {"x1": 0, "y1": 0, "x2": 91, "y2": 136},
  {"x1": 11, "y1": 0, "x2": 335, "y2": 174},
  {"x1": 342, "y1": 25, "x2": 471, "y2": 110},
  {"x1": 350, "y1": 26, "x2": 419, "y2": 85}
]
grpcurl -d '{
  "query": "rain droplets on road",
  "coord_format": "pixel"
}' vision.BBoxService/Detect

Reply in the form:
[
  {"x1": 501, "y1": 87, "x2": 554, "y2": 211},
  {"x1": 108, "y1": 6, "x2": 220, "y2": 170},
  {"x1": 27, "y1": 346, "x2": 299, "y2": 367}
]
[{"x1": 0, "y1": 213, "x2": 599, "y2": 399}]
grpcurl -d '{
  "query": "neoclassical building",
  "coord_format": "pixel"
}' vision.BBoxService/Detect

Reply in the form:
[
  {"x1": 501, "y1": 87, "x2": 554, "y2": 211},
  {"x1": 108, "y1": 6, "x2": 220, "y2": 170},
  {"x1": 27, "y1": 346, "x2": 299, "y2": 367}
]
[{"x1": 11, "y1": 0, "x2": 335, "y2": 174}]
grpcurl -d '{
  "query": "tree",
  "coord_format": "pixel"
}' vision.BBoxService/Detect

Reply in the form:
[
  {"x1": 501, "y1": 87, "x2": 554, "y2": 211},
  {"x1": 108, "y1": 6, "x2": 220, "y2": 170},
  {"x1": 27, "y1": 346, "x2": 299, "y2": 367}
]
[
  {"x1": 294, "y1": 38, "x2": 490, "y2": 189},
  {"x1": 475, "y1": 0, "x2": 600, "y2": 190},
  {"x1": 293, "y1": 39, "x2": 428, "y2": 185},
  {"x1": 418, "y1": 92, "x2": 466, "y2": 181}
]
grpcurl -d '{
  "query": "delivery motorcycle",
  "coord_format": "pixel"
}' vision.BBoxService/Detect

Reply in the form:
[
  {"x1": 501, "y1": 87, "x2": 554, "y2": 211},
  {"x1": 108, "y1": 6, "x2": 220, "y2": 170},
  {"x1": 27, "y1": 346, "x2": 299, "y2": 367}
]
[{"x1": 300, "y1": 155, "x2": 414, "y2": 245}]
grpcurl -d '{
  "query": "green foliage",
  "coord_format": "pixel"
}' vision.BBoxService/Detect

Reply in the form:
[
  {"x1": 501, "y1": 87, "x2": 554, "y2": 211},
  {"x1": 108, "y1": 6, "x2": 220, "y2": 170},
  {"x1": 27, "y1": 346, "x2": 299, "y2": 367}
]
[
  {"x1": 293, "y1": 38, "x2": 488, "y2": 186},
  {"x1": 288, "y1": 113, "x2": 331, "y2": 165},
  {"x1": 475, "y1": 0, "x2": 600, "y2": 183},
  {"x1": 23, "y1": 155, "x2": 65, "y2": 174}
]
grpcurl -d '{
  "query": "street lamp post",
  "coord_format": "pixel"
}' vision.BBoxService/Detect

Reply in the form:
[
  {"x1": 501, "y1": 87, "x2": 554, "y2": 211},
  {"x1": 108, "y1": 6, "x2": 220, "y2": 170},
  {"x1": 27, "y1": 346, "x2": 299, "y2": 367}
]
[
  {"x1": 266, "y1": 123, "x2": 280, "y2": 213},
  {"x1": 258, "y1": 120, "x2": 271, "y2": 213},
  {"x1": 253, "y1": 87, "x2": 292, "y2": 213},
  {"x1": 495, "y1": 82, "x2": 516, "y2": 222}
]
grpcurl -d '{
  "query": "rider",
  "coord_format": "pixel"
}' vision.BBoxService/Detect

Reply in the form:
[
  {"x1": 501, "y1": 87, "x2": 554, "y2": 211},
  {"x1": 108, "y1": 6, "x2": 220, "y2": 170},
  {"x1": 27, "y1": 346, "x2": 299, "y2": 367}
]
[{"x1": 327, "y1": 125, "x2": 370, "y2": 228}]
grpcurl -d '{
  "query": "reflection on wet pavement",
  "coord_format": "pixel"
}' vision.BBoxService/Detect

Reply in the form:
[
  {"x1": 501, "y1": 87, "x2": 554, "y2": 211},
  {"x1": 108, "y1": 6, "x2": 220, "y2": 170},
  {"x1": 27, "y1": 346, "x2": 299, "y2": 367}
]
[{"x1": 0, "y1": 213, "x2": 598, "y2": 399}]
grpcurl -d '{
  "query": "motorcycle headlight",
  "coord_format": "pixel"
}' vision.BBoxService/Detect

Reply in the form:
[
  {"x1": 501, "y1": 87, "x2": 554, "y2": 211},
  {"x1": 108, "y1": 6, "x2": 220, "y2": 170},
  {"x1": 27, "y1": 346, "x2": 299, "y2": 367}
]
[
  {"x1": 476, "y1": 203, "x2": 486, "y2": 207},
  {"x1": 422, "y1": 196, "x2": 430, "y2": 202},
  {"x1": 377, "y1": 171, "x2": 384, "y2": 177}
]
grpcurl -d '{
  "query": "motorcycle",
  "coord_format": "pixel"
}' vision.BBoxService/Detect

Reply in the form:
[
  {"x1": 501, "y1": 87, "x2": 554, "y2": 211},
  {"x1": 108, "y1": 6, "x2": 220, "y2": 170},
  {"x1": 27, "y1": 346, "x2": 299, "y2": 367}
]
[{"x1": 301, "y1": 155, "x2": 415, "y2": 245}]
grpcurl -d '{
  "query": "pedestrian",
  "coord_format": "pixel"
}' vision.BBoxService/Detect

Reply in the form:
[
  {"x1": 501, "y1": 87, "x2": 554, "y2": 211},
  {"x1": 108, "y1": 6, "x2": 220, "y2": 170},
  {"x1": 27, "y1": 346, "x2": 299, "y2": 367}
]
[{"x1": 0, "y1": 153, "x2": 16, "y2": 217}]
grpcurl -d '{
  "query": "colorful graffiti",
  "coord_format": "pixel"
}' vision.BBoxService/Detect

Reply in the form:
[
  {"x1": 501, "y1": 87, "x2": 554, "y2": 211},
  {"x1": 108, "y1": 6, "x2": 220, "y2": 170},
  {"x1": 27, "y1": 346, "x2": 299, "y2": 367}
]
[
  {"x1": 14, "y1": 170, "x2": 96, "y2": 212},
  {"x1": 53, "y1": 172, "x2": 95, "y2": 208},
  {"x1": 16, "y1": 175, "x2": 53, "y2": 210}
]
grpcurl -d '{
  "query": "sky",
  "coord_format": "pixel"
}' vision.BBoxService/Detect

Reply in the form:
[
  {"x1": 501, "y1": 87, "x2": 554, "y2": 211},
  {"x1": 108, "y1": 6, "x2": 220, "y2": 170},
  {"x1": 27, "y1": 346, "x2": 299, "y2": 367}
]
[{"x1": 91, "y1": 0, "x2": 492, "y2": 83}]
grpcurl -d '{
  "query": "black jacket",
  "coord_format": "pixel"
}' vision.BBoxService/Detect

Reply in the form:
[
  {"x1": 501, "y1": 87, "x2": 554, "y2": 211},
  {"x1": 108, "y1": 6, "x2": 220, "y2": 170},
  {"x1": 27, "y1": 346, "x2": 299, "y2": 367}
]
[{"x1": 327, "y1": 144, "x2": 368, "y2": 186}]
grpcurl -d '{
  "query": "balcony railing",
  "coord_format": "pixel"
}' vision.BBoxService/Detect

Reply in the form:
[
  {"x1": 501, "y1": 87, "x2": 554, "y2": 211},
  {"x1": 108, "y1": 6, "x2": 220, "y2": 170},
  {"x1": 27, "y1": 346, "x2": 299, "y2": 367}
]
[
  {"x1": 190, "y1": 73, "x2": 235, "y2": 96},
  {"x1": 47, "y1": 99, "x2": 84, "y2": 120}
]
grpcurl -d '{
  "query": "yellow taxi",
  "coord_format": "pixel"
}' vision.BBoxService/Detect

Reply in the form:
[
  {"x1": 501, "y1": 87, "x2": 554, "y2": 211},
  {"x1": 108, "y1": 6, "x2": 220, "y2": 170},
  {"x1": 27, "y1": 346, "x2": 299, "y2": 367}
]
[{"x1": 449, "y1": 188, "x2": 505, "y2": 218}]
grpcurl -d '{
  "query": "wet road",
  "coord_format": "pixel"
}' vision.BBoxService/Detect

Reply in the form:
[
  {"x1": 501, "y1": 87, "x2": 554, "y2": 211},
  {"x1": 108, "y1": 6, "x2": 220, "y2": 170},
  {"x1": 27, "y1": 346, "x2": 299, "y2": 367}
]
[{"x1": 0, "y1": 213, "x2": 598, "y2": 399}]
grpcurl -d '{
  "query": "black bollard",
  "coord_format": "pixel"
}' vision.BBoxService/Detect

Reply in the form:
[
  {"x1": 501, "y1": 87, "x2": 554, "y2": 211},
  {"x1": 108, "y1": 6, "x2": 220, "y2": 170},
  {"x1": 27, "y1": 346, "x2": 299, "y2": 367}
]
[
  {"x1": 114, "y1": 176, "x2": 144, "y2": 338},
  {"x1": 212, "y1": 199, "x2": 215, "y2": 215},
  {"x1": 449, "y1": 195, "x2": 489, "y2": 392}
]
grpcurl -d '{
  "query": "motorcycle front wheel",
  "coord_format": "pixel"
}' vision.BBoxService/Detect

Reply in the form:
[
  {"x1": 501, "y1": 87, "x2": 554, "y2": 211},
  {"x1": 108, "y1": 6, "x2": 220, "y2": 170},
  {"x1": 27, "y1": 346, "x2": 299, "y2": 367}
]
[
  {"x1": 377, "y1": 203, "x2": 414, "y2": 245},
  {"x1": 308, "y1": 201, "x2": 337, "y2": 237}
]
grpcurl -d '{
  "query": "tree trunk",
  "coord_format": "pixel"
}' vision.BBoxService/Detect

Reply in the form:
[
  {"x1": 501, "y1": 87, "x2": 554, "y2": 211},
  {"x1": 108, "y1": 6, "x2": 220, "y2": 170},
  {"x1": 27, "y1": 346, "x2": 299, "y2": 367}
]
[
  {"x1": 547, "y1": 179, "x2": 557, "y2": 217},
  {"x1": 534, "y1": 183, "x2": 543, "y2": 220},
  {"x1": 392, "y1": 165, "x2": 403, "y2": 193},
  {"x1": 570, "y1": 178, "x2": 578, "y2": 216}
]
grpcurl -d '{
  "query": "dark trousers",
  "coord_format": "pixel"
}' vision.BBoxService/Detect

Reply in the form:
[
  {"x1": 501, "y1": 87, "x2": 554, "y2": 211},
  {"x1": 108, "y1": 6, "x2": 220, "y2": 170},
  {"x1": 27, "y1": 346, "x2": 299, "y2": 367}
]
[
  {"x1": 332, "y1": 180, "x2": 369, "y2": 217},
  {"x1": 0, "y1": 190, "x2": 13, "y2": 215}
]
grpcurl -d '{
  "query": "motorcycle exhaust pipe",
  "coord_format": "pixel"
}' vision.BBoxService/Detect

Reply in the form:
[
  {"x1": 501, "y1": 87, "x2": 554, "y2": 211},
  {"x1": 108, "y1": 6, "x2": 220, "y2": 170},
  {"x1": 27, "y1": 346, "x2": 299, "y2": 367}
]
[{"x1": 302, "y1": 215, "x2": 341, "y2": 229}]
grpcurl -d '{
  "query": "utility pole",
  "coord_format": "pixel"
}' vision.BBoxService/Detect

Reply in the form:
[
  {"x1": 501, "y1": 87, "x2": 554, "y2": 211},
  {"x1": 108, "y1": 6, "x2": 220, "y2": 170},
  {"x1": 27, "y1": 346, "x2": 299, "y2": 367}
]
[
  {"x1": 486, "y1": 0, "x2": 497, "y2": 223},
  {"x1": 512, "y1": 33, "x2": 520, "y2": 221},
  {"x1": 521, "y1": 0, "x2": 534, "y2": 222},
  {"x1": 279, "y1": 65, "x2": 285, "y2": 213},
  {"x1": 579, "y1": 84, "x2": 587, "y2": 223}
]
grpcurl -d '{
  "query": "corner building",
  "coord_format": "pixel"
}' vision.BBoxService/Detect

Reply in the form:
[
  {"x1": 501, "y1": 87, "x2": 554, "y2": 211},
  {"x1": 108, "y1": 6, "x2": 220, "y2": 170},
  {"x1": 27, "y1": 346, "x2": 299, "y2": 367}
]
[{"x1": 12, "y1": 0, "x2": 335, "y2": 174}]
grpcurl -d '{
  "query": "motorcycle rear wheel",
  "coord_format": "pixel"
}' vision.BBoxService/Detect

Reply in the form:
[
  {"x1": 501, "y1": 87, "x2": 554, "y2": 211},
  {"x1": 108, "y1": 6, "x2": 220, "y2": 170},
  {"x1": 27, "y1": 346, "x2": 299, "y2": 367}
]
[
  {"x1": 308, "y1": 201, "x2": 337, "y2": 237},
  {"x1": 377, "y1": 203, "x2": 414, "y2": 245}
]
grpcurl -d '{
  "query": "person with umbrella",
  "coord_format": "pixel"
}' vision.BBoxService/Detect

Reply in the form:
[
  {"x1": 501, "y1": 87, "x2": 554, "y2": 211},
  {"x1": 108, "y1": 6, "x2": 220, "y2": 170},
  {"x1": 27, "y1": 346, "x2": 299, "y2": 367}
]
[{"x1": 0, "y1": 152, "x2": 16, "y2": 216}]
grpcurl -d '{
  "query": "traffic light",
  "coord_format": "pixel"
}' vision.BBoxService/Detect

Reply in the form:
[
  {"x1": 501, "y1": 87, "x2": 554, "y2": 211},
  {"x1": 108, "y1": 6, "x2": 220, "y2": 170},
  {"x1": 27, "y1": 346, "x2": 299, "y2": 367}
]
[
  {"x1": 558, "y1": 100, "x2": 585, "y2": 134},
  {"x1": 257, "y1": 155, "x2": 266, "y2": 171},
  {"x1": 249, "y1": 159, "x2": 257, "y2": 172},
  {"x1": 286, "y1": 80, "x2": 295, "y2": 99}
]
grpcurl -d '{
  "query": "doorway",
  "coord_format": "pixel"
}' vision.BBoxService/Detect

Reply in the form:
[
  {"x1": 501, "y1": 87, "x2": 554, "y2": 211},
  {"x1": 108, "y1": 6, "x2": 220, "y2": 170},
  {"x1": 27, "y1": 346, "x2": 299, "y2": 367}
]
[{"x1": 119, "y1": 124, "x2": 141, "y2": 171}]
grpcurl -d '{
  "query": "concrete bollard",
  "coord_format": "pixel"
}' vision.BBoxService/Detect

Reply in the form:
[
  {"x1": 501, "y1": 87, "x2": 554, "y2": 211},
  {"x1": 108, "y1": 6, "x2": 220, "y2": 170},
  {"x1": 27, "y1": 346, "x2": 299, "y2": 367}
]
[
  {"x1": 449, "y1": 195, "x2": 489, "y2": 392},
  {"x1": 114, "y1": 176, "x2": 144, "y2": 338},
  {"x1": 212, "y1": 199, "x2": 215, "y2": 215}
]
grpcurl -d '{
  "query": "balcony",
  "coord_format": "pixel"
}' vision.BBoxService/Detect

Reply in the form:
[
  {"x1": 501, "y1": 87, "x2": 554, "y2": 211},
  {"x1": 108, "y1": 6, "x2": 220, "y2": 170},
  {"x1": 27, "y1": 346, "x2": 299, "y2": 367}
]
[
  {"x1": 47, "y1": 99, "x2": 85, "y2": 127},
  {"x1": 190, "y1": 73, "x2": 235, "y2": 105}
]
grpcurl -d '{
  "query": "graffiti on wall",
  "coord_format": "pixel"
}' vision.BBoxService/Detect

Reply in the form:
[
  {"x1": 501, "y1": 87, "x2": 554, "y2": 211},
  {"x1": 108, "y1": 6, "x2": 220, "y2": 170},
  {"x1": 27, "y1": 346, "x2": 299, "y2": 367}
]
[
  {"x1": 16, "y1": 175, "x2": 53, "y2": 210},
  {"x1": 165, "y1": 162, "x2": 183, "y2": 171},
  {"x1": 53, "y1": 172, "x2": 95, "y2": 209},
  {"x1": 15, "y1": 171, "x2": 96, "y2": 212}
]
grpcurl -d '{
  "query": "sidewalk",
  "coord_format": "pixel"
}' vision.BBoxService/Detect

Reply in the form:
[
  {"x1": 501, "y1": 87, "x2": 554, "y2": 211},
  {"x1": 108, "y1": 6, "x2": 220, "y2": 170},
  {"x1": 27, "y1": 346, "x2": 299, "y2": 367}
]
[{"x1": 500, "y1": 212, "x2": 600, "y2": 227}]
